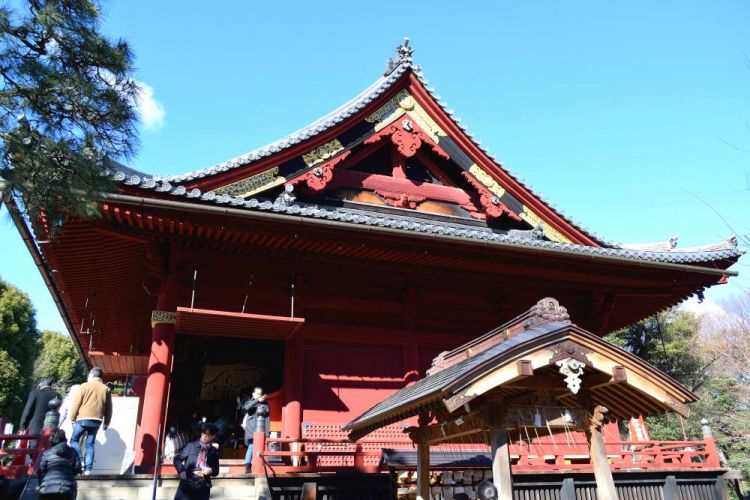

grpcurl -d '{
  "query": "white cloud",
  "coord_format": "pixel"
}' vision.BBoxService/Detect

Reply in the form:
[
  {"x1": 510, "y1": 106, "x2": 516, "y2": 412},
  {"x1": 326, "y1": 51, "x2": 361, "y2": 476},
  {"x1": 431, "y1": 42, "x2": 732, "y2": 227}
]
[
  {"x1": 135, "y1": 81, "x2": 166, "y2": 131},
  {"x1": 679, "y1": 296, "x2": 726, "y2": 318}
]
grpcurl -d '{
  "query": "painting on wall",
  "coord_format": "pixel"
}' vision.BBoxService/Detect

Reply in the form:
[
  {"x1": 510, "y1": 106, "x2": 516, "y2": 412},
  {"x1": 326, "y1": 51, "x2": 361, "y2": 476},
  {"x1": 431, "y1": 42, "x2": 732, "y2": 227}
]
[{"x1": 200, "y1": 364, "x2": 264, "y2": 401}]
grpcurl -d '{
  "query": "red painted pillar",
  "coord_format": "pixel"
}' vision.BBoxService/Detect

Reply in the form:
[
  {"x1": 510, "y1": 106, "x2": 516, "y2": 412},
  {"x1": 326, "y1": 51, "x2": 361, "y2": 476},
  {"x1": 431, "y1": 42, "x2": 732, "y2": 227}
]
[
  {"x1": 282, "y1": 338, "x2": 303, "y2": 439},
  {"x1": 251, "y1": 429, "x2": 267, "y2": 474},
  {"x1": 134, "y1": 276, "x2": 178, "y2": 471}
]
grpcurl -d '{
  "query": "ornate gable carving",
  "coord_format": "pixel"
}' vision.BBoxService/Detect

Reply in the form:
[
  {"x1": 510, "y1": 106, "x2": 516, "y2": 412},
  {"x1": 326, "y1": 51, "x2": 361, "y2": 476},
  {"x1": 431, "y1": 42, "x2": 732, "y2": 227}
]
[
  {"x1": 525, "y1": 297, "x2": 571, "y2": 327},
  {"x1": 549, "y1": 340, "x2": 591, "y2": 366},
  {"x1": 289, "y1": 150, "x2": 352, "y2": 192},
  {"x1": 214, "y1": 166, "x2": 285, "y2": 198},
  {"x1": 364, "y1": 116, "x2": 449, "y2": 160},
  {"x1": 462, "y1": 171, "x2": 520, "y2": 221}
]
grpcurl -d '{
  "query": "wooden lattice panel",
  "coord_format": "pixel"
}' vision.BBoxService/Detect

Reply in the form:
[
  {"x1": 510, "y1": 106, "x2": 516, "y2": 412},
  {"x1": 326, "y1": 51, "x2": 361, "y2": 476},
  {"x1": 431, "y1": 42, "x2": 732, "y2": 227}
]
[{"x1": 302, "y1": 422, "x2": 412, "y2": 467}]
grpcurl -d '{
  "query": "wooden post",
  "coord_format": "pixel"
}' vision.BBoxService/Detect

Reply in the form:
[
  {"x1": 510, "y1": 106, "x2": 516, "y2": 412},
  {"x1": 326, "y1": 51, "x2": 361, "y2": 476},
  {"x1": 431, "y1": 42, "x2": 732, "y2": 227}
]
[
  {"x1": 301, "y1": 482, "x2": 317, "y2": 500},
  {"x1": 489, "y1": 426, "x2": 513, "y2": 500},
  {"x1": 585, "y1": 405, "x2": 618, "y2": 500},
  {"x1": 251, "y1": 431, "x2": 267, "y2": 474},
  {"x1": 416, "y1": 440, "x2": 430, "y2": 500},
  {"x1": 560, "y1": 477, "x2": 575, "y2": 500},
  {"x1": 134, "y1": 275, "x2": 177, "y2": 471},
  {"x1": 282, "y1": 338, "x2": 303, "y2": 441},
  {"x1": 662, "y1": 475, "x2": 677, "y2": 500}
]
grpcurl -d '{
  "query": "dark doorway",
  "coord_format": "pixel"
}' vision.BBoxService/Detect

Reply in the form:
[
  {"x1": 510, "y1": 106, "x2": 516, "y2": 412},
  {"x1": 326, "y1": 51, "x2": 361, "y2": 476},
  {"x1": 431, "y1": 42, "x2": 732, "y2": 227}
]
[{"x1": 167, "y1": 334, "x2": 284, "y2": 432}]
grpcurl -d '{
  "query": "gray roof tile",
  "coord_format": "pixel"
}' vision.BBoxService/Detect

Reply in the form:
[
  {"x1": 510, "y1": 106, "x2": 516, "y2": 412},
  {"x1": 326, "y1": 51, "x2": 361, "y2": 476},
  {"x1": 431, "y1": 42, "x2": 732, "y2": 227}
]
[{"x1": 106, "y1": 41, "x2": 747, "y2": 267}]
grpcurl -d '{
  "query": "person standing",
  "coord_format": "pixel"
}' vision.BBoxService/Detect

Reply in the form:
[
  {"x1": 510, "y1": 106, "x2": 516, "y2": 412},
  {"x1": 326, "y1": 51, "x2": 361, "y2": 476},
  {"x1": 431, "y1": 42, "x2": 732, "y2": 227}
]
[
  {"x1": 69, "y1": 367, "x2": 112, "y2": 475},
  {"x1": 20, "y1": 377, "x2": 61, "y2": 435},
  {"x1": 242, "y1": 386, "x2": 269, "y2": 473},
  {"x1": 37, "y1": 428, "x2": 82, "y2": 500},
  {"x1": 173, "y1": 423, "x2": 220, "y2": 500}
]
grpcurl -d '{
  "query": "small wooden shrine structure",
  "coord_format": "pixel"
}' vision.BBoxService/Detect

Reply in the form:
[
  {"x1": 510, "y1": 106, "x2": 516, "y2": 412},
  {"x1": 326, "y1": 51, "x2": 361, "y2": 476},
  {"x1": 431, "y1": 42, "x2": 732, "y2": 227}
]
[{"x1": 344, "y1": 297, "x2": 715, "y2": 499}]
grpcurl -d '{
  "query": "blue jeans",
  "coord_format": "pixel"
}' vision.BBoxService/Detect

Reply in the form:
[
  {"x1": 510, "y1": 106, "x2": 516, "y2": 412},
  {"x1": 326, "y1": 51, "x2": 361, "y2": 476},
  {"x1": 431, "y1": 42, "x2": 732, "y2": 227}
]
[
  {"x1": 244, "y1": 439, "x2": 254, "y2": 465},
  {"x1": 70, "y1": 419, "x2": 101, "y2": 472}
]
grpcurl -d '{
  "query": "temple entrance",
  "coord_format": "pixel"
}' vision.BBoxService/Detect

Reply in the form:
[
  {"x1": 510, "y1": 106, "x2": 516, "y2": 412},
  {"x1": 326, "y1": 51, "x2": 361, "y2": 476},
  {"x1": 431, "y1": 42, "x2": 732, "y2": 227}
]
[{"x1": 166, "y1": 334, "x2": 285, "y2": 457}]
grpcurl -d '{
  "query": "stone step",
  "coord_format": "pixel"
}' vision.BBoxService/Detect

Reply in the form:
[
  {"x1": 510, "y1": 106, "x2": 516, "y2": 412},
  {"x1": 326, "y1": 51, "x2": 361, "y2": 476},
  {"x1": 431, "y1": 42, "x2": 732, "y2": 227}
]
[{"x1": 74, "y1": 475, "x2": 256, "y2": 500}]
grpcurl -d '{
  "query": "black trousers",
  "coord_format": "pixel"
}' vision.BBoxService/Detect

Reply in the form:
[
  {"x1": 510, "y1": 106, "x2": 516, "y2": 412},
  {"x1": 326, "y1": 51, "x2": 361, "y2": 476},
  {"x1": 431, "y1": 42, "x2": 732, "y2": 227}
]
[
  {"x1": 39, "y1": 494, "x2": 74, "y2": 500},
  {"x1": 174, "y1": 480, "x2": 211, "y2": 500}
]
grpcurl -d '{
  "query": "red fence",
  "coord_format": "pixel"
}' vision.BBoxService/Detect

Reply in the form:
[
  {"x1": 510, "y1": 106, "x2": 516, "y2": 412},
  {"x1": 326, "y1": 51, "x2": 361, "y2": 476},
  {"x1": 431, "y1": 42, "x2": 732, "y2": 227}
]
[
  {"x1": 510, "y1": 439, "x2": 722, "y2": 472},
  {"x1": 250, "y1": 431, "x2": 723, "y2": 475},
  {"x1": 0, "y1": 417, "x2": 51, "y2": 480}
]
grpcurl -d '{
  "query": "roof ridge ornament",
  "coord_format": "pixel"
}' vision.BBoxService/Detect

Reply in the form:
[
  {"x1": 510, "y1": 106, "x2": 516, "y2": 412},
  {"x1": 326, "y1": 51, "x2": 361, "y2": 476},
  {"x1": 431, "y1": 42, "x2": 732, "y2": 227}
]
[
  {"x1": 384, "y1": 36, "x2": 414, "y2": 76},
  {"x1": 525, "y1": 297, "x2": 570, "y2": 327}
]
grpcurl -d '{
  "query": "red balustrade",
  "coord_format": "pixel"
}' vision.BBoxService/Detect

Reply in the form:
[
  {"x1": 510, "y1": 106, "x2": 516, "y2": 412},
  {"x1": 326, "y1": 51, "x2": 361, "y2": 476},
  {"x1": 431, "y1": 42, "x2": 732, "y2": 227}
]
[
  {"x1": 0, "y1": 424, "x2": 51, "y2": 480},
  {"x1": 250, "y1": 437, "x2": 723, "y2": 475}
]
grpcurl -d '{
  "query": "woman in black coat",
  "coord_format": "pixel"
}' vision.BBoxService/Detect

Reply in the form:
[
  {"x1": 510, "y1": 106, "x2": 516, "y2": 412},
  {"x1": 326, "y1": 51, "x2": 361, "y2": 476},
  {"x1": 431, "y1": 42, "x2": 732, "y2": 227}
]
[
  {"x1": 21, "y1": 378, "x2": 61, "y2": 435},
  {"x1": 173, "y1": 423, "x2": 221, "y2": 500},
  {"x1": 37, "y1": 429, "x2": 82, "y2": 500}
]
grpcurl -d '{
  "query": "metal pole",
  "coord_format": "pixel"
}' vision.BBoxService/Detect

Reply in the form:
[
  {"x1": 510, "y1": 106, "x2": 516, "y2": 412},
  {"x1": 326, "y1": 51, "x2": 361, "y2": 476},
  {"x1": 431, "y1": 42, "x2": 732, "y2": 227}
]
[
  {"x1": 290, "y1": 273, "x2": 295, "y2": 319},
  {"x1": 190, "y1": 269, "x2": 198, "y2": 310},
  {"x1": 151, "y1": 424, "x2": 163, "y2": 500}
]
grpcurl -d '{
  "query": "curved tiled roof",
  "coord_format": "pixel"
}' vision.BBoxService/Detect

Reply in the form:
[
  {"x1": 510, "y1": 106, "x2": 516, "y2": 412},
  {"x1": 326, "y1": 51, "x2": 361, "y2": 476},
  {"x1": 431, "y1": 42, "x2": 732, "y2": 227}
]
[
  {"x1": 159, "y1": 63, "x2": 412, "y2": 184},
  {"x1": 107, "y1": 175, "x2": 746, "y2": 266},
  {"x1": 112, "y1": 40, "x2": 617, "y2": 245},
  {"x1": 107, "y1": 39, "x2": 746, "y2": 266}
]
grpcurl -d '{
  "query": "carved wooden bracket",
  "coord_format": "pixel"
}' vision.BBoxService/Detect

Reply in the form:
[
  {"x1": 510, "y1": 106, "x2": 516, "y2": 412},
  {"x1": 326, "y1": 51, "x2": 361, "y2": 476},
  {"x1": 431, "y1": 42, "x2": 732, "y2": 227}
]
[
  {"x1": 151, "y1": 310, "x2": 176, "y2": 328},
  {"x1": 557, "y1": 357, "x2": 585, "y2": 394},
  {"x1": 461, "y1": 171, "x2": 521, "y2": 221},
  {"x1": 589, "y1": 405, "x2": 609, "y2": 432},
  {"x1": 288, "y1": 150, "x2": 352, "y2": 192},
  {"x1": 374, "y1": 189, "x2": 426, "y2": 209},
  {"x1": 549, "y1": 340, "x2": 590, "y2": 366},
  {"x1": 364, "y1": 116, "x2": 449, "y2": 160},
  {"x1": 443, "y1": 389, "x2": 472, "y2": 414}
]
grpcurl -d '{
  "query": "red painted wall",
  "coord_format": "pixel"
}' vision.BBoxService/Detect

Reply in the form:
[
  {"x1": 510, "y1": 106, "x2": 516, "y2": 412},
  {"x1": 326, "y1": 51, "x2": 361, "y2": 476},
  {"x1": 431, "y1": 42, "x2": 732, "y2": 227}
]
[{"x1": 299, "y1": 339, "x2": 453, "y2": 426}]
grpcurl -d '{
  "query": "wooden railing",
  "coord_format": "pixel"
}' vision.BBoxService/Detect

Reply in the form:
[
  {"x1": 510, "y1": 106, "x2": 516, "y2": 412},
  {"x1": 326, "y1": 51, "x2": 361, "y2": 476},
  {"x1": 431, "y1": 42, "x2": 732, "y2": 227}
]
[
  {"x1": 251, "y1": 431, "x2": 723, "y2": 475},
  {"x1": 256, "y1": 435, "x2": 411, "y2": 474},
  {"x1": 0, "y1": 417, "x2": 52, "y2": 480},
  {"x1": 510, "y1": 439, "x2": 722, "y2": 472}
]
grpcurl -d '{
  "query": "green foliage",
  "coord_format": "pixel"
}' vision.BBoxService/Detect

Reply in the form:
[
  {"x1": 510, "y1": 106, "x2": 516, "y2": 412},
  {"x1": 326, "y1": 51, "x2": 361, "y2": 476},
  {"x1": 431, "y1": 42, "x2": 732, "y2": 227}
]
[
  {"x1": 34, "y1": 329, "x2": 84, "y2": 387},
  {"x1": 0, "y1": 349, "x2": 21, "y2": 415},
  {"x1": 0, "y1": 0, "x2": 139, "y2": 230},
  {"x1": 0, "y1": 278, "x2": 39, "y2": 420},
  {"x1": 605, "y1": 309, "x2": 706, "y2": 391},
  {"x1": 607, "y1": 308, "x2": 750, "y2": 480}
]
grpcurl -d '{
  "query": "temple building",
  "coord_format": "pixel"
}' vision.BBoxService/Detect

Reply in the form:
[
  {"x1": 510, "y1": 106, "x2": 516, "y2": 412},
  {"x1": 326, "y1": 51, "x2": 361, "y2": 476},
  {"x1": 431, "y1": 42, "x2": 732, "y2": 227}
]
[{"x1": 6, "y1": 38, "x2": 743, "y2": 498}]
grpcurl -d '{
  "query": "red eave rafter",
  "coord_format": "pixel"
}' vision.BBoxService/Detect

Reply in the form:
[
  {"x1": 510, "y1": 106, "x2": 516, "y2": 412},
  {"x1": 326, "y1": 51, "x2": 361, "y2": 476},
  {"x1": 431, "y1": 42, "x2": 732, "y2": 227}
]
[
  {"x1": 406, "y1": 73, "x2": 599, "y2": 247},
  {"x1": 88, "y1": 351, "x2": 149, "y2": 376},
  {"x1": 175, "y1": 307, "x2": 304, "y2": 340},
  {"x1": 188, "y1": 73, "x2": 413, "y2": 192}
]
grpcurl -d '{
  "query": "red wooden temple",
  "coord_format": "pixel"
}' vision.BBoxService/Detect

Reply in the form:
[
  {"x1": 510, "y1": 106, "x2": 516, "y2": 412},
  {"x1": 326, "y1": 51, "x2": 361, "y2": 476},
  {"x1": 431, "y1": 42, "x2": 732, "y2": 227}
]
[{"x1": 5, "y1": 38, "x2": 743, "y2": 497}]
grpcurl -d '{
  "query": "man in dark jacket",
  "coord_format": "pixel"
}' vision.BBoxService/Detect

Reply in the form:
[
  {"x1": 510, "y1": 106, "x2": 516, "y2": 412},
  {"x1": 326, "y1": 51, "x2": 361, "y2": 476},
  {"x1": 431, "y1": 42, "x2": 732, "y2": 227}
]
[
  {"x1": 242, "y1": 386, "x2": 269, "y2": 473},
  {"x1": 173, "y1": 423, "x2": 220, "y2": 500},
  {"x1": 37, "y1": 428, "x2": 82, "y2": 500},
  {"x1": 20, "y1": 377, "x2": 61, "y2": 435}
]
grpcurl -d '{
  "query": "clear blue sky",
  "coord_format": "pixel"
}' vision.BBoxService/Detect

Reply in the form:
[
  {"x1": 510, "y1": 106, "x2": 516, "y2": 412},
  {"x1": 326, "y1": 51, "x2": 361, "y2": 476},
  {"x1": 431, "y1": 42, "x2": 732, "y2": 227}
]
[{"x1": 1, "y1": 0, "x2": 748, "y2": 334}]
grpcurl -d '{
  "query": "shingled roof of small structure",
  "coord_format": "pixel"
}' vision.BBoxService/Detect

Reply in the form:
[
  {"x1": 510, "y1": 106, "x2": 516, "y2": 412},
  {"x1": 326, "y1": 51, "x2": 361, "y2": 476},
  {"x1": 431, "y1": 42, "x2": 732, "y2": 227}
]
[
  {"x1": 342, "y1": 322, "x2": 564, "y2": 441},
  {"x1": 342, "y1": 297, "x2": 698, "y2": 441}
]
